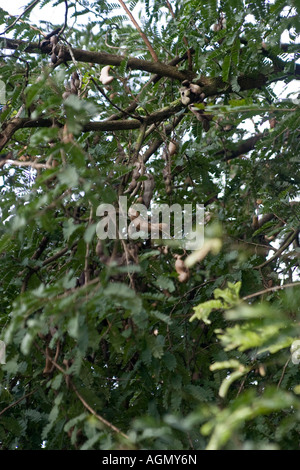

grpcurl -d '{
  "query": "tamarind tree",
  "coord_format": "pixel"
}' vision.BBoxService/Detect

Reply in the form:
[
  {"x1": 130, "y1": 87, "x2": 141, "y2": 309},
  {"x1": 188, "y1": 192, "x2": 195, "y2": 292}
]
[{"x1": 0, "y1": 0, "x2": 299, "y2": 450}]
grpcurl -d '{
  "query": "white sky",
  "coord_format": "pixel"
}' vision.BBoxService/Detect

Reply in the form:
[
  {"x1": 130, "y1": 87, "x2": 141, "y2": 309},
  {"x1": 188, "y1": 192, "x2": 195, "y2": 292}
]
[{"x1": 0, "y1": 0, "x2": 66, "y2": 24}]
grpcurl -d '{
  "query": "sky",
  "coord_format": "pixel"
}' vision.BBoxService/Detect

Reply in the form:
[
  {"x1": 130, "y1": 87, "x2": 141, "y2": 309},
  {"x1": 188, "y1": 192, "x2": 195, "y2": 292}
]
[{"x1": 0, "y1": 0, "x2": 67, "y2": 24}]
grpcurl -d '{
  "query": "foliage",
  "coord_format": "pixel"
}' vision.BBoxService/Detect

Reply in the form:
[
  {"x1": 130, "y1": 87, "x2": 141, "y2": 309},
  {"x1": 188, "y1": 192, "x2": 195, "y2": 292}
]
[{"x1": 0, "y1": 0, "x2": 299, "y2": 450}]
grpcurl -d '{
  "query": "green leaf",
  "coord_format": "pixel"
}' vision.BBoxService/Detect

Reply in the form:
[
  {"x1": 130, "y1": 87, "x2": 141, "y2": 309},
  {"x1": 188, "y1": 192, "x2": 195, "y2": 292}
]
[
  {"x1": 222, "y1": 55, "x2": 231, "y2": 82},
  {"x1": 58, "y1": 166, "x2": 79, "y2": 187},
  {"x1": 190, "y1": 299, "x2": 223, "y2": 324}
]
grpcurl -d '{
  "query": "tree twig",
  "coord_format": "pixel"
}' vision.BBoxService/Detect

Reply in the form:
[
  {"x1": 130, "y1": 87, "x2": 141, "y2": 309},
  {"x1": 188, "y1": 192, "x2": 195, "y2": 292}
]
[
  {"x1": 165, "y1": 0, "x2": 192, "y2": 70},
  {"x1": 57, "y1": 0, "x2": 68, "y2": 39},
  {"x1": 0, "y1": 159, "x2": 52, "y2": 170},
  {"x1": 37, "y1": 347, "x2": 129, "y2": 440},
  {"x1": 277, "y1": 357, "x2": 290, "y2": 389},
  {"x1": 0, "y1": 0, "x2": 41, "y2": 36},
  {"x1": 254, "y1": 230, "x2": 299, "y2": 270},
  {"x1": 117, "y1": 0, "x2": 158, "y2": 62},
  {"x1": 0, "y1": 389, "x2": 37, "y2": 417},
  {"x1": 90, "y1": 76, "x2": 141, "y2": 120},
  {"x1": 242, "y1": 281, "x2": 300, "y2": 301}
]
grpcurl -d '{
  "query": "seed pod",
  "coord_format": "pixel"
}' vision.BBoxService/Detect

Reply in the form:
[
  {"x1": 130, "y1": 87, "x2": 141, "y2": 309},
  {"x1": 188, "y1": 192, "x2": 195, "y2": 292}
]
[
  {"x1": 142, "y1": 173, "x2": 155, "y2": 208},
  {"x1": 40, "y1": 39, "x2": 50, "y2": 50},
  {"x1": 180, "y1": 86, "x2": 191, "y2": 105},
  {"x1": 62, "y1": 91, "x2": 71, "y2": 100},
  {"x1": 174, "y1": 255, "x2": 190, "y2": 283},
  {"x1": 124, "y1": 162, "x2": 141, "y2": 194},
  {"x1": 128, "y1": 207, "x2": 140, "y2": 220},
  {"x1": 189, "y1": 83, "x2": 201, "y2": 94},
  {"x1": 57, "y1": 46, "x2": 65, "y2": 59},
  {"x1": 162, "y1": 167, "x2": 169, "y2": 179},
  {"x1": 180, "y1": 79, "x2": 205, "y2": 106},
  {"x1": 96, "y1": 239, "x2": 103, "y2": 257},
  {"x1": 71, "y1": 72, "x2": 80, "y2": 89},
  {"x1": 50, "y1": 35, "x2": 58, "y2": 46},
  {"x1": 202, "y1": 118, "x2": 211, "y2": 132},
  {"x1": 168, "y1": 140, "x2": 177, "y2": 156},
  {"x1": 100, "y1": 65, "x2": 114, "y2": 85}
]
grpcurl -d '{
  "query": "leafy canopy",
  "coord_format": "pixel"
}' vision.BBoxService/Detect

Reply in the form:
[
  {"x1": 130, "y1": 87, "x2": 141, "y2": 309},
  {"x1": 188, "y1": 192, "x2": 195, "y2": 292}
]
[{"x1": 0, "y1": 0, "x2": 299, "y2": 450}]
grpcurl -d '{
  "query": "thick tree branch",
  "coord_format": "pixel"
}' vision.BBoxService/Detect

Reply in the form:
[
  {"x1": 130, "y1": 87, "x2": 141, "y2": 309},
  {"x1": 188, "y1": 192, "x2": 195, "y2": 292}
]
[
  {"x1": 0, "y1": 37, "x2": 192, "y2": 82},
  {"x1": 0, "y1": 116, "x2": 56, "y2": 152},
  {"x1": 0, "y1": 37, "x2": 273, "y2": 91},
  {"x1": 216, "y1": 133, "x2": 264, "y2": 161},
  {"x1": 0, "y1": 99, "x2": 183, "y2": 151}
]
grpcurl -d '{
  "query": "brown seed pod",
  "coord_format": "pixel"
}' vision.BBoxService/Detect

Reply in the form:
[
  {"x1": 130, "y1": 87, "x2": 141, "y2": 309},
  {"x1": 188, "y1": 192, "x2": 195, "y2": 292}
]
[
  {"x1": 142, "y1": 173, "x2": 155, "y2": 208},
  {"x1": 62, "y1": 91, "x2": 71, "y2": 100},
  {"x1": 57, "y1": 46, "x2": 66, "y2": 59},
  {"x1": 202, "y1": 118, "x2": 211, "y2": 132},
  {"x1": 71, "y1": 71, "x2": 80, "y2": 89},
  {"x1": 50, "y1": 35, "x2": 58, "y2": 46},
  {"x1": 189, "y1": 83, "x2": 201, "y2": 94},
  {"x1": 166, "y1": 185, "x2": 172, "y2": 195},
  {"x1": 168, "y1": 140, "x2": 177, "y2": 156},
  {"x1": 163, "y1": 166, "x2": 172, "y2": 194},
  {"x1": 174, "y1": 254, "x2": 190, "y2": 283},
  {"x1": 124, "y1": 162, "x2": 141, "y2": 194},
  {"x1": 128, "y1": 207, "x2": 140, "y2": 220},
  {"x1": 40, "y1": 39, "x2": 50, "y2": 50},
  {"x1": 128, "y1": 208, "x2": 150, "y2": 237},
  {"x1": 179, "y1": 81, "x2": 203, "y2": 106},
  {"x1": 188, "y1": 104, "x2": 213, "y2": 132},
  {"x1": 180, "y1": 85, "x2": 191, "y2": 105},
  {"x1": 100, "y1": 65, "x2": 114, "y2": 85}
]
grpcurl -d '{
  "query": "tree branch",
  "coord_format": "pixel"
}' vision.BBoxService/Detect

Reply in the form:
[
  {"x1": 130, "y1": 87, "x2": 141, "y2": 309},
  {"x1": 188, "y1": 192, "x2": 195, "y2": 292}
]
[
  {"x1": 0, "y1": 0, "x2": 41, "y2": 36},
  {"x1": 242, "y1": 281, "x2": 300, "y2": 301},
  {"x1": 36, "y1": 345, "x2": 129, "y2": 440},
  {"x1": 0, "y1": 37, "x2": 191, "y2": 82},
  {"x1": 0, "y1": 99, "x2": 183, "y2": 151},
  {"x1": 216, "y1": 133, "x2": 264, "y2": 161},
  {"x1": 117, "y1": 0, "x2": 158, "y2": 62},
  {"x1": 0, "y1": 37, "x2": 274, "y2": 90},
  {"x1": 0, "y1": 389, "x2": 38, "y2": 417},
  {"x1": 254, "y1": 230, "x2": 299, "y2": 270}
]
